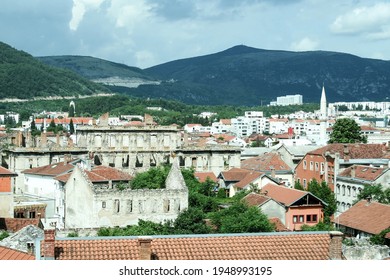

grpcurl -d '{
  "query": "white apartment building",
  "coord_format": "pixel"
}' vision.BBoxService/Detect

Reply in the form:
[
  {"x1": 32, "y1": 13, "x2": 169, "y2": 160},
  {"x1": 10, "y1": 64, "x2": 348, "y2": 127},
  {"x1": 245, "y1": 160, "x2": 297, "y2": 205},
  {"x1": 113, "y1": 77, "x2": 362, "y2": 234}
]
[
  {"x1": 230, "y1": 116, "x2": 269, "y2": 137},
  {"x1": 268, "y1": 119, "x2": 289, "y2": 134},
  {"x1": 270, "y1": 94, "x2": 303, "y2": 106}
]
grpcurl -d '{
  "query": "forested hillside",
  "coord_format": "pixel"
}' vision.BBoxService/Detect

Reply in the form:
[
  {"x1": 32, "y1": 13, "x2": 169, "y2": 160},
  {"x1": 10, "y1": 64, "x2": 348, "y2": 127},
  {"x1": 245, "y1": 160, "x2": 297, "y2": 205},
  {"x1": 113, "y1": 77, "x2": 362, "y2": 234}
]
[{"x1": 0, "y1": 42, "x2": 108, "y2": 99}]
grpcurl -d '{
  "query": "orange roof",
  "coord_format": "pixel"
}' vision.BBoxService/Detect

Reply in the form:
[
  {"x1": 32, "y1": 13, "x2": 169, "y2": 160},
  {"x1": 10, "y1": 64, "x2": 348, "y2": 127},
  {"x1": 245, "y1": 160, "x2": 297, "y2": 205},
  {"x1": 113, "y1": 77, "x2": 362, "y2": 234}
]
[
  {"x1": 261, "y1": 183, "x2": 308, "y2": 206},
  {"x1": 242, "y1": 192, "x2": 271, "y2": 206},
  {"x1": 337, "y1": 200, "x2": 390, "y2": 235},
  {"x1": 220, "y1": 168, "x2": 251, "y2": 181},
  {"x1": 338, "y1": 165, "x2": 387, "y2": 181},
  {"x1": 234, "y1": 171, "x2": 264, "y2": 189},
  {"x1": 42, "y1": 232, "x2": 339, "y2": 260},
  {"x1": 0, "y1": 166, "x2": 17, "y2": 177},
  {"x1": 56, "y1": 165, "x2": 132, "y2": 183},
  {"x1": 308, "y1": 144, "x2": 390, "y2": 159},
  {"x1": 241, "y1": 152, "x2": 291, "y2": 172},
  {"x1": 22, "y1": 161, "x2": 76, "y2": 177},
  {"x1": 220, "y1": 119, "x2": 231, "y2": 125},
  {"x1": 269, "y1": 217, "x2": 290, "y2": 232},
  {"x1": 0, "y1": 218, "x2": 42, "y2": 232},
  {"x1": 194, "y1": 172, "x2": 218, "y2": 183},
  {"x1": 0, "y1": 246, "x2": 35, "y2": 260}
]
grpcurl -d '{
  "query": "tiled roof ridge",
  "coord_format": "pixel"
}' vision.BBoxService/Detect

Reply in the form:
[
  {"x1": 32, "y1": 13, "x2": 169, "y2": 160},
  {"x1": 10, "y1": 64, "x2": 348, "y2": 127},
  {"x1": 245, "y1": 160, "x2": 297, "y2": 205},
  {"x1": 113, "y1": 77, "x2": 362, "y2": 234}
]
[
  {"x1": 77, "y1": 164, "x2": 94, "y2": 190},
  {"x1": 52, "y1": 230, "x2": 335, "y2": 241}
]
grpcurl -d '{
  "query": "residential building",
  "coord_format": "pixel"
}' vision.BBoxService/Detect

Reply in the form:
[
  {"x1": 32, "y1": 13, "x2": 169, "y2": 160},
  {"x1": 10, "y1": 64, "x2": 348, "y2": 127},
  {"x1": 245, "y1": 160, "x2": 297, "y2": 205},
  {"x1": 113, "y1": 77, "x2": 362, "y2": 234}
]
[
  {"x1": 0, "y1": 166, "x2": 17, "y2": 218},
  {"x1": 295, "y1": 143, "x2": 390, "y2": 191},
  {"x1": 260, "y1": 183, "x2": 327, "y2": 231},
  {"x1": 335, "y1": 199, "x2": 390, "y2": 239},
  {"x1": 335, "y1": 164, "x2": 390, "y2": 213},
  {"x1": 218, "y1": 168, "x2": 278, "y2": 197},
  {"x1": 240, "y1": 152, "x2": 294, "y2": 187},
  {"x1": 270, "y1": 94, "x2": 303, "y2": 106}
]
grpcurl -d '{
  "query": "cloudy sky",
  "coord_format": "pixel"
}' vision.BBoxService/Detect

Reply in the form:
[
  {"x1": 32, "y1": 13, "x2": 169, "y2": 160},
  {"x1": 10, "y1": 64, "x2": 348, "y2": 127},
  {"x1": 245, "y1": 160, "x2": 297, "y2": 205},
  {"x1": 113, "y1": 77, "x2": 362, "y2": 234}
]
[{"x1": 1, "y1": 0, "x2": 390, "y2": 68}]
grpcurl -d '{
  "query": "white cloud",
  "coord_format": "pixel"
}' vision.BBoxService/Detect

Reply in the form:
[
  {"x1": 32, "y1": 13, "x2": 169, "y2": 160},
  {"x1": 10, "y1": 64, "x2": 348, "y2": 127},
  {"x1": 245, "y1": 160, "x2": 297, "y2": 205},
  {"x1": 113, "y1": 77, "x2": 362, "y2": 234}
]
[
  {"x1": 330, "y1": 2, "x2": 390, "y2": 37},
  {"x1": 69, "y1": 0, "x2": 105, "y2": 31},
  {"x1": 290, "y1": 37, "x2": 319, "y2": 51}
]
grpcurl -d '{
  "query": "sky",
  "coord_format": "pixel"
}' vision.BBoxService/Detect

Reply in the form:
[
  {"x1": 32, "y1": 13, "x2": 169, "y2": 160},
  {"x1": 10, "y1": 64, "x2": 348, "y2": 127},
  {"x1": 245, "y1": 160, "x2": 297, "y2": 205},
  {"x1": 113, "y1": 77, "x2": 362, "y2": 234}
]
[{"x1": 1, "y1": 0, "x2": 390, "y2": 69}]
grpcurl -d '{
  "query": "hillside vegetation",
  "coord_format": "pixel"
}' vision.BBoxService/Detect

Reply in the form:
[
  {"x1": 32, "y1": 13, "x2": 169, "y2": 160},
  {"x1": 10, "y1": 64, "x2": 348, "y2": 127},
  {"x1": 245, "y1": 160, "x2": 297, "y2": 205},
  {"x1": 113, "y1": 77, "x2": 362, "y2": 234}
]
[{"x1": 0, "y1": 42, "x2": 108, "y2": 99}]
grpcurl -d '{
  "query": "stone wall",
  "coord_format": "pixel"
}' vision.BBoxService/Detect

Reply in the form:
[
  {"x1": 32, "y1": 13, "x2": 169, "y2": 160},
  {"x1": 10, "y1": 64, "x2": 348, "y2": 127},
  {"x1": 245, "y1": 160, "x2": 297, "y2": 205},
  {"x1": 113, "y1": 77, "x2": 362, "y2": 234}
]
[{"x1": 343, "y1": 244, "x2": 390, "y2": 260}]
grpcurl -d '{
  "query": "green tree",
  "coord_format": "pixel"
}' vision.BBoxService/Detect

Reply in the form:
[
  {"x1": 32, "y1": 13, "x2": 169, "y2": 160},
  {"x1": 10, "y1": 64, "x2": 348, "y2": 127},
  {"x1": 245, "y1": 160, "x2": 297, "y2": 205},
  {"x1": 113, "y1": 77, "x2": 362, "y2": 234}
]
[
  {"x1": 355, "y1": 184, "x2": 390, "y2": 204},
  {"x1": 307, "y1": 179, "x2": 337, "y2": 223},
  {"x1": 300, "y1": 221, "x2": 335, "y2": 231},
  {"x1": 30, "y1": 119, "x2": 41, "y2": 137},
  {"x1": 69, "y1": 118, "x2": 75, "y2": 134},
  {"x1": 68, "y1": 103, "x2": 75, "y2": 117},
  {"x1": 210, "y1": 201, "x2": 274, "y2": 233},
  {"x1": 370, "y1": 227, "x2": 390, "y2": 245},
  {"x1": 173, "y1": 207, "x2": 212, "y2": 234},
  {"x1": 328, "y1": 118, "x2": 367, "y2": 144}
]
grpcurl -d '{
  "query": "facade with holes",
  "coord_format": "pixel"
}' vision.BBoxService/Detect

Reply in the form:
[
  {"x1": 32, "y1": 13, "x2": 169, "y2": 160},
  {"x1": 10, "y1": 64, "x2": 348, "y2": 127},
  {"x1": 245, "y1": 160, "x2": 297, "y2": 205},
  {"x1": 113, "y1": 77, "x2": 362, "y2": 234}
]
[{"x1": 64, "y1": 161, "x2": 188, "y2": 230}]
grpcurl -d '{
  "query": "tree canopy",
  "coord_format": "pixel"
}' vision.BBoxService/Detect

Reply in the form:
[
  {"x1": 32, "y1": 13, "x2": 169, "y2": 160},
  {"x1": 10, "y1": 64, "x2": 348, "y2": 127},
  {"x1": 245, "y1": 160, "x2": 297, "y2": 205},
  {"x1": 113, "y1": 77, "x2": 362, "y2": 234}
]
[
  {"x1": 355, "y1": 184, "x2": 390, "y2": 204},
  {"x1": 307, "y1": 179, "x2": 337, "y2": 223},
  {"x1": 328, "y1": 118, "x2": 367, "y2": 144}
]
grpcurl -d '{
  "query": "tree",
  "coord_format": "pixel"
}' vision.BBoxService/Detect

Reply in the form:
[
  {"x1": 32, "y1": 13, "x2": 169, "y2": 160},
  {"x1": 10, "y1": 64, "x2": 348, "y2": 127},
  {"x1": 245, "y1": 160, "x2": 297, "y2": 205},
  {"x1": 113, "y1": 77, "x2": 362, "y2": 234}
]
[
  {"x1": 355, "y1": 184, "x2": 390, "y2": 204},
  {"x1": 173, "y1": 207, "x2": 212, "y2": 234},
  {"x1": 328, "y1": 118, "x2": 367, "y2": 144},
  {"x1": 307, "y1": 179, "x2": 337, "y2": 223},
  {"x1": 68, "y1": 103, "x2": 75, "y2": 117},
  {"x1": 210, "y1": 201, "x2": 275, "y2": 233},
  {"x1": 69, "y1": 118, "x2": 75, "y2": 134}
]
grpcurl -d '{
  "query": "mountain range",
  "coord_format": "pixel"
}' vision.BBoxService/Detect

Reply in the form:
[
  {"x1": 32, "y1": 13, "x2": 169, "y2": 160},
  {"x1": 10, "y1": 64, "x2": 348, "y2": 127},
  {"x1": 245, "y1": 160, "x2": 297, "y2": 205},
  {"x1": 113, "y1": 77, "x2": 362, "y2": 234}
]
[{"x1": 3, "y1": 40, "x2": 390, "y2": 106}]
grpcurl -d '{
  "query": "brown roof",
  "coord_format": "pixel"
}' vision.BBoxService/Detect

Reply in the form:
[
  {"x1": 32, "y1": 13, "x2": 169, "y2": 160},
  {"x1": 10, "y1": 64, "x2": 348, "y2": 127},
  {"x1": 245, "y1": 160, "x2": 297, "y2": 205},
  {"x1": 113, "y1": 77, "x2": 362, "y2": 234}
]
[
  {"x1": 241, "y1": 152, "x2": 291, "y2": 172},
  {"x1": 234, "y1": 171, "x2": 264, "y2": 189},
  {"x1": 194, "y1": 172, "x2": 218, "y2": 183},
  {"x1": 44, "y1": 232, "x2": 339, "y2": 260},
  {"x1": 242, "y1": 193, "x2": 271, "y2": 207},
  {"x1": 337, "y1": 200, "x2": 390, "y2": 235},
  {"x1": 0, "y1": 245, "x2": 35, "y2": 260},
  {"x1": 22, "y1": 161, "x2": 76, "y2": 177},
  {"x1": 56, "y1": 165, "x2": 132, "y2": 183},
  {"x1": 269, "y1": 217, "x2": 290, "y2": 232},
  {"x1": 0, "y1": 166, "x2": 17, "y2": 177},
  {"x1": 0, "y1": 218, "x2": 43, "y2": 232},
  {"x1": 220, "y1": 168, "x2": 250, "y2": 181},
  {"x1": 338, "y1": 165, "x2": 387, "y2": 181},
  {"x1": 261, "y1": 183, "x2": 308, "y2": 206},
  {"x1": 309, "y1": 144, "x2": 390, "y2": 159}
]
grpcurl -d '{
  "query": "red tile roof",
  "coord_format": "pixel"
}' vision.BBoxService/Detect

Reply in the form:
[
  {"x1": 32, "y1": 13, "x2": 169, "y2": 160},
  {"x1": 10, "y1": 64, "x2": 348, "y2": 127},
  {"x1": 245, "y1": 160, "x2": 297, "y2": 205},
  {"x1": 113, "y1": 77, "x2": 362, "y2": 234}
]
[
  {"x1": 269, "y1": 217, "x2": 290, "y2": 232},
  {"x1": 241, "y1": 152, "x2": 291, "y2": 172},
  {"x1": 194, "y1": 172, "x2": 218, "y2": 183},
  {"x1": 0, "y1": 245, "x2": 35, "y2": 260},
  {"x1": 0, "y1": 166, "x2": 17, "y2": 176},
  {"x1": 220, "y1": 168, "x2": 249, "y2": 181},
  {"x1": 55, "y1": 165, "x2": 132, "y2": 183},
  {"x1": 0, "y1": 218, "x2": 43, "y2": 232},
  {"x1": 261, "y1": 183, "x2": 308, "y2": 206},
  {"x1": 337, "y1": 200, "x2": 390, "y2": 235},
  {"x1": 42, "y1": 232, "x2": 341, "y2": 260},
  {"x1": 234, "y1": 171, "x2": 264, "y2": 189},
  {"x1": 22, "y1": 161, "x2": 76, "y2": 177},
  {"x1": 242, "y1": 193, "x2": 271, "y2": 206},
  {"x1": 338, "y1": 165, "x2": 387, "y2": 181},
  {"x1": 309, "y1": 144, "x2": 390, "y2": 159}
]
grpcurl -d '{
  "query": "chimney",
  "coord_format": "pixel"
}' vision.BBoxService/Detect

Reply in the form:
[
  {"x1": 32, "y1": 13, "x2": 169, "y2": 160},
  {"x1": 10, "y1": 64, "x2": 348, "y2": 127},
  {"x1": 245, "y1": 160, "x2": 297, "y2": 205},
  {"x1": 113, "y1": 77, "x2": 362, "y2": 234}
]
[
  {"x1": 343, "y1": 144, "x2": 349, "y2": 162},
  {"x1": 43, "y1": 229, "x2": 56, "y2": 260},
  {"x1": 138, "y1": 237, "x2": 152, "y2": 260},
  {"x1": 270, "y1": 166, "x2": 276, "y2": 178},
  {"x1": 329, "y1": 231, "x2": 344, "y2": 260},
  {"x1": 351, "y1": 166, "x2": 356, "y2": 178}
]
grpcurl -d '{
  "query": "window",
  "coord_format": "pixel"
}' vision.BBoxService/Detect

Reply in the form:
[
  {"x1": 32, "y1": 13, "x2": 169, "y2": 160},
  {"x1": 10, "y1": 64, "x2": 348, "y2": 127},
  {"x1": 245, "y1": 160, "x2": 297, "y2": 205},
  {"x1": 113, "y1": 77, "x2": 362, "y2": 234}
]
[
  {"x1": 102, "y1": 201, "x2": 106, "y2": 209},
  {"x1": 114, "y1": 199, "x2": 120, "y2": 213},
  {"x1": 309, "y1": 161, "x2": 314, "y2": 171},
  {"x1": 315, "y1": 162, "x2": 319, "y2": 171},
  {"x1": 320, "y1": 163, "x2": 324, "y2": 173},
  {"x1": 303, "y1": 160, "x2": 307, "y2": 170},
  {"x1": 306, "y1": 214, "x2": 318, "y2": 223},
  {"x1": 127, "y1": 200, "x2": 133, "y2": 213},
  {"x1": 303, "y1": 179, "x2": 307, "y2": 189},
  {"x1": 164, "y1": 199, "x2": 170, "y2": 213},
  {"x1": 29, "y1": 211, "x2": 35, "y2": 218},
  {"x1": 293, "y1": 215, "x2": 304, "y2": 224}
]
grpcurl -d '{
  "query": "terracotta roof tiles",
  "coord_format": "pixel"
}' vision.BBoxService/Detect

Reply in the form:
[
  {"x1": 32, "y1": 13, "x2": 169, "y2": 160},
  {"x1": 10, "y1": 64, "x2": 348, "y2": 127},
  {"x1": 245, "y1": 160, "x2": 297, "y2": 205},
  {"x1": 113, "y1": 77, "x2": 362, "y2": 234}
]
[
  {"x1": 0, "y1": 245, "x2": 35, "y2": 260},
  {"x1": 338, "y1": 165, "x2": 387, "y2": 181},
  {"x1": 194, "y1": 172, "x2": 218, "y2": 183},
  {"x1": 241, "y1": 152, "x2": 291, "y2": 172},
  {"x1": 309, "y1": 143, "x2": 389, "y2": 159},
  {"x1": 0, "y1": 166, "x2": 17, "y2": 176},
  {"x1": 337, "y1": 200, "x2": 390, "y2": 235},
  {"x1": 22, "y1": 161, "x2": 76, "y2": 177},
  {"x1": 261, "y1": 183, "x2": 308, "y2": 206},
  {"x1": 44, "y1": 232, "x2": 338, "y2": 260}
]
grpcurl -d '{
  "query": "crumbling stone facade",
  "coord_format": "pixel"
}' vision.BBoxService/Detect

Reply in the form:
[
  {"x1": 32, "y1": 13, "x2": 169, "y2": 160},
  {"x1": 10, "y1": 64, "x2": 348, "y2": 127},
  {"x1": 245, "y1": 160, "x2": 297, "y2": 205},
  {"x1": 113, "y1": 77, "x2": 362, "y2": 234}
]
[{"x1": 64, "y1": 159, "x2": 188, "y2": 229}]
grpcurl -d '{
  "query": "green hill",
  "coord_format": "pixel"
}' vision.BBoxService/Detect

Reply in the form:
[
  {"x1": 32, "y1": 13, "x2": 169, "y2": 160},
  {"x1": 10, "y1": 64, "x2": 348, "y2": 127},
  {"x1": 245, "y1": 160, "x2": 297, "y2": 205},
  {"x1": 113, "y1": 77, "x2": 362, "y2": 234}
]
[{"x1": 0, "y1": 42, "x2": 108, "y2": 99}]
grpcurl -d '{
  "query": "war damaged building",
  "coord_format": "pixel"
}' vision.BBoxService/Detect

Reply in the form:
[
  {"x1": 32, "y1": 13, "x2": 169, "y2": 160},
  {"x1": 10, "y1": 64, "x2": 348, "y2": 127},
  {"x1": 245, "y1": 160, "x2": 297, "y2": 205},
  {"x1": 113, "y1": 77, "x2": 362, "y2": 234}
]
[{"x1": 2, "y1": 113, "x2": 241, "y2": 194}]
